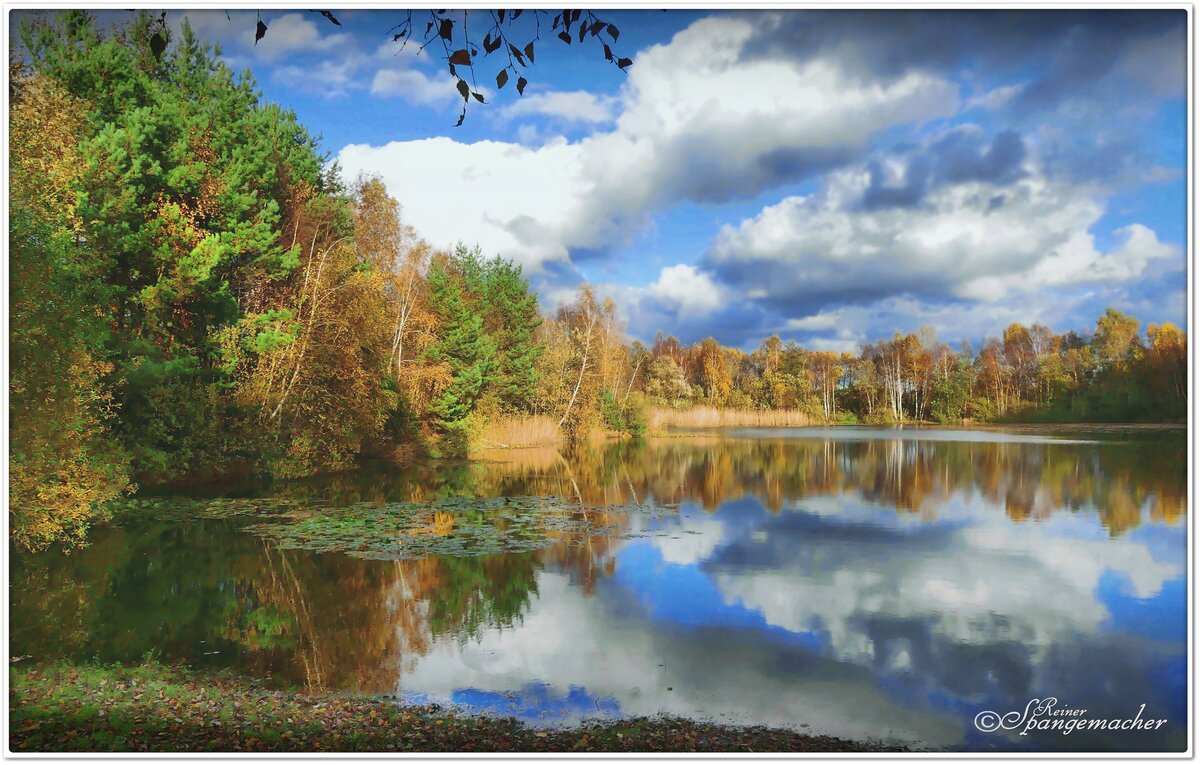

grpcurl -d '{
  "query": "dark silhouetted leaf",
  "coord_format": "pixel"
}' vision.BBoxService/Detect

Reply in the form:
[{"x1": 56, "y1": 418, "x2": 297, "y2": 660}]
[
  {"x1": 456, "y1": 78, "x2": 470, "y2": 101},
  {"x1": 552, "y1": 13, "x2": 561, "y2": 30},
  {"x1": 254, "y1": 19, "x2": 268, "y2": 45},
  {"x1": 496, "y1": 69, "x2": 509, "y2": 89},
  {"x1": 557, "y1": 31, "x2": 572, "y2": 44},
  {"x1": 472, "y1": 91, "x2": 485, "y2": 103},
  {"x1": 149, "y1": 30, "x2": 167, "y2": 60},
  {"x1": 616, "y1": 57, "x2": 632, "y2": 69},
  {"x1": 439, "y1": 18, "x2": 454, "y2": 42},
  {"x1": 603, "y1": 43, "x2": 613, "y2": 62},
  {"x1": 314, "y1": 10, "x2": 341, "y2": 27},
  {"x1": 524, "y1": 41, "x2": 535, "y2": 63},
  {"x1": 508, "y1": 43, "x2": 526, "y2": 66},
  {"x1": 516, "y1": 76, "x2": 528, "y2": 96},
  {"x1": 591, "y1": 21, "x2": 604, "y2": 37},
  {"x1": 455, "y1": 108, "x2": 466, "y2": 127},
  {"x1": 513, "y1": 10, "x2": 523, "y2": 20},
  {"x1": 571, "y1": 9, "x2": 582, "y2": 22},
  {"x1": 426, "y1": 21, "x2": 434, "y2": 35},
  {"x1": 449, "y1": 49, "x2": 471, "y2": 65},
  {"x1": 578, "y1": 23, "x2": 586, "y2": 43},
  {"x1": 607, "y1": 24, "x2": 619, "y2": 42},
  {"x1": 393, "y1": 31, "x2": 406, "y2": 41},
  {"x1": 498, "y1": 9, "x2": 506, "y2": 22},
  {"x1": 485, "y1": 34, "x2": 502, "y2": 53}
]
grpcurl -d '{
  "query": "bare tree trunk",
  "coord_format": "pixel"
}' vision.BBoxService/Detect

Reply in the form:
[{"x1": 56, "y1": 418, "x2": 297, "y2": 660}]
[
  {"x1": 271, "y1": 235, "x2": 349, "y2": 421},
  {"x1": 389, "y1": 266, "x2": 418, "y2": 375},
  {"x1": 559, "y1": 313, "x2": 597, "y2": 429},
  {"x1": 623, "y1": 353, "x2": 643, "y2": 403}
]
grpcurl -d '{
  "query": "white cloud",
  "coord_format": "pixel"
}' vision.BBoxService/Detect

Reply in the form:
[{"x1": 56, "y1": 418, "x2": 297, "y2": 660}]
[
  {"x1": 500, "y1": 90, "x2": 617, "y2": 125},
  {"x1": 649, "y1": 264, "x2": 723, "y2": 318},
  {"x1": 651, "y1": 515, "x2": 727, "y2": 566},
  {"x1": 243, "y1": 12, "x2": 350, "y2": 61},
  {"x1": 398, "y1": 568, "x2": 965, "y2": 747},
  {"x1": 177, "y1": 11, "x2": 452, "y2": 102},
  {"x1": 177, "y1": 11, "x2": 362, "y2": 97},
  {"x1": 371, "y1": 69, "x2": 457, "y2": 105},
  {"x1": 717, "y1": 493, "x2": 1181, "y2": 670},
  {"x1": 1009, "y1": 222, "x2": 1177, "y2": 293},
  {"x1": 515, "y1": 124, "x2": 543, "y2": 146},
  {"x1": 706, "y1": 152, "x2": 1180, "y2": 312},
  {"x1": 338, "y1": 14, "x2": 958, "y2": 274},
  {"x1": 966, "y1": 83, "x2": 1024, "y2": 111},
  {"x1": 785, "y1": 313, "x2": 840, "y2": 331},
  {"x1": 339, "y1": 136, "x2": 582, "y2": 272},
  {"x1": 273, "y1": 56, "x2": 360, "y2": 95}
]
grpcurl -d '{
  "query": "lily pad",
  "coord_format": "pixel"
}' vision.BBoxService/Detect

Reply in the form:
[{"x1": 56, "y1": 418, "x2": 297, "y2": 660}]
[
  {"x1": 242, "y1": 496, "x2": 643, "y2": 560},
  {"x1": 107, "y1": 494, "x2": 676, "y2": 560}
]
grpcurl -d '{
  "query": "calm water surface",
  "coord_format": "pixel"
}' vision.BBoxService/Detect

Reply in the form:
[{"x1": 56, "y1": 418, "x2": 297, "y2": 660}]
[{"x1": 11, "y1": 427, "x2": 1188, "y2": 751}]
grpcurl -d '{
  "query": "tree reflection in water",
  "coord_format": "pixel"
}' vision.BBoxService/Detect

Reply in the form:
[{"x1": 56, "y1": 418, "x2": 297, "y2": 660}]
[{"x1": 10, "y1": 430, "x2": 1185, "y2": 698}]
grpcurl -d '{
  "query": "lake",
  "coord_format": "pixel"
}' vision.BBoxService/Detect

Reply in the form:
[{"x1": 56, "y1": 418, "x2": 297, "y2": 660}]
[{"x1": 10, "y1": 427, "x2": 1188, "y2": 752}]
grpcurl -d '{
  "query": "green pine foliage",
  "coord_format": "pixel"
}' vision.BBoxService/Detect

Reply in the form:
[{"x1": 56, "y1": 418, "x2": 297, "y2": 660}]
[
  {"x1": 424, "y1": 253, "x2": 498, "y2": 451},
  {"x1": 19, "y1": 11, "x2": 327, "y2": 480},
  {"x1": 476, "y1": 257, "x2": 544, "y2": 413}
]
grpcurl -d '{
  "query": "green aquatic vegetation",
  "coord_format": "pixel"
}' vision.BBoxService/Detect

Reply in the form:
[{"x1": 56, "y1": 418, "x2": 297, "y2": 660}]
[
  {"x1": 106, "y1": 496, "x2": 331, "y2": 520},
  {"x1": 108, "y1": 494, "x2": 670, "y2": 560},
  {"x1": 242, "y1": 496, "x2": 642, "y2": 560}
]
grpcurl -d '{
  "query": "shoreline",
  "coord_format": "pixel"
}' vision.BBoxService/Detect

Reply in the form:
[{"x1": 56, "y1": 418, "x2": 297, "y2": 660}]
[
  {"x1": 10, "y1": 662, "x2": 903, "y2": 754},
  {"x1": 651, "y1": 419, "x2": 1186, "y2": 433},
  {"x1": 474, "y1": 416, "x2": 1188, "y2": 447},
  {"x1": 128, "y1": 419, "x2": 1184, "y2": 495}
]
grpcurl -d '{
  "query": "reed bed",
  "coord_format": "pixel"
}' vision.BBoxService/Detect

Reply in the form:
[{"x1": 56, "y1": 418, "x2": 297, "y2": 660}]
[
  {"x1": 474, "y1": 414, "x2": 563, "y2": 449},
  {"x1": 647, "y1": 406, "x2": 815, "y2": 431}
]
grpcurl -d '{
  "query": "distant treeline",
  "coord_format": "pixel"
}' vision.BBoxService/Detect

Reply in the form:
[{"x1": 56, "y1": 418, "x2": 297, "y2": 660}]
[
  {"x1": 635, "y1": 307, "x2": 1186, "y2": 426},
  {"x1": 9, "y1": 12, "x2": 1187, "y2": 550}
]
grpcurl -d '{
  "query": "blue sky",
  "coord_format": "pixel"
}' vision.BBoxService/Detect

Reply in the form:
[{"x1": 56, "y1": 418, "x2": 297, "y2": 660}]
[{"x1": 23, "y1": 8, "x2": 1188, "y2": 351}]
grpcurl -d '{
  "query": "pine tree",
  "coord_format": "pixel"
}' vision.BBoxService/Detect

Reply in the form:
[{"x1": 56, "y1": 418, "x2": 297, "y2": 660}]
[
  {"x1": 424, "y1": 257, "x2": 496, "y2": 448},
  {"x1": 477, "y1": 257, "x2": 543, "y2": 413}
]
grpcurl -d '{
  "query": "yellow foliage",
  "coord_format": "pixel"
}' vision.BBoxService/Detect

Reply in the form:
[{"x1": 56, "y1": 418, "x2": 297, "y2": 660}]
[
  {"x1": 9, "y1": 68, "x2": 131, "y2": 550},
  {"x1": 9, "y1": 355, "x2": 132, "y2": 551}
]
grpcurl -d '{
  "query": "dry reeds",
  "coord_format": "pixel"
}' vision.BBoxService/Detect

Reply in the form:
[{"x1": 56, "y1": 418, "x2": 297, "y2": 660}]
[
  {"x1": 647, "y1": 406, "x2": 814, "y2": 431},
  {"x1": 473, "y1": 414, "x2": 563, "y2": 449}
]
